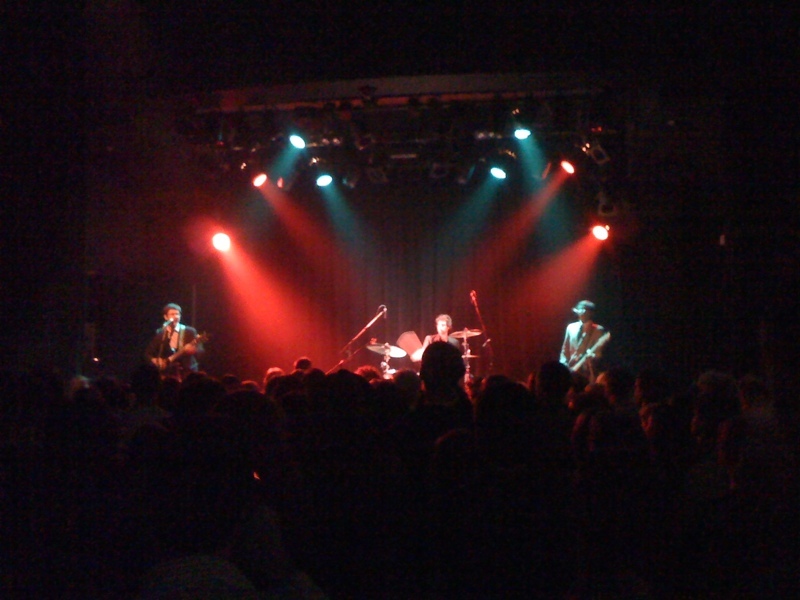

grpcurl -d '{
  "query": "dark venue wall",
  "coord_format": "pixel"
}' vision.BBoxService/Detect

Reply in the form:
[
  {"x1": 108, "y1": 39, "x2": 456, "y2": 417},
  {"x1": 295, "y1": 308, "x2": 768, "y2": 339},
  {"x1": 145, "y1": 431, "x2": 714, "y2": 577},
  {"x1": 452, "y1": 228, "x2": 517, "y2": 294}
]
[{"x1": 3, "y1": 2, "x2": 798, "y2": 407}]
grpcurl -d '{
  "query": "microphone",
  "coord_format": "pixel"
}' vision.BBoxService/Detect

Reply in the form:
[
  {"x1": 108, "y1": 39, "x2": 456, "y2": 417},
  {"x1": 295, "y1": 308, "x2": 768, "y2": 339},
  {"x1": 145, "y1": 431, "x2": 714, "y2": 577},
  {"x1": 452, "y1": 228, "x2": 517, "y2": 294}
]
[
  {"x1": 379, "y1": 305, "x2": 387, "y2": 318},
  {"x1": 163, "y1": 320, "x2": 172, "y2": 328}
]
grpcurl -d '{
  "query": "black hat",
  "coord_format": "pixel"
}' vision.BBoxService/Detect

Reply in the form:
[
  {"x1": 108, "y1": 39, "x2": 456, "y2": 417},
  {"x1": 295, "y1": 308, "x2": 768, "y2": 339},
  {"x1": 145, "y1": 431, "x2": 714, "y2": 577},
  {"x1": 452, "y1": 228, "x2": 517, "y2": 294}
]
[{"x1": 572, "y1": 300, "x2": 596, "y2": 314}]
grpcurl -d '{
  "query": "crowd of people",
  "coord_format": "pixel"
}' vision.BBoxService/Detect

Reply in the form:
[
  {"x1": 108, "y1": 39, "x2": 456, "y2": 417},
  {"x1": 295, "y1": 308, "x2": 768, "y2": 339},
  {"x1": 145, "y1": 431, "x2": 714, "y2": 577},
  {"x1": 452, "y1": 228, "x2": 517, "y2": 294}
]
[{"x1": 1, "y1": 338, "x2": 798, "y2": 598}]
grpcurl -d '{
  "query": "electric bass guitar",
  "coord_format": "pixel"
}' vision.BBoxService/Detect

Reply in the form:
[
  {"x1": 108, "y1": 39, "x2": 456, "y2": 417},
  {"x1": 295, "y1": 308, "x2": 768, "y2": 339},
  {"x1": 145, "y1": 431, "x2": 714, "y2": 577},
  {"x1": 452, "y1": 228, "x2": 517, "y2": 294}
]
[
  {"x1": 568, "y1": 331, "x2": 611, "y2": 373},
  {"x1": 152, "y1": 332, "x2": 209, "y2": 372}
]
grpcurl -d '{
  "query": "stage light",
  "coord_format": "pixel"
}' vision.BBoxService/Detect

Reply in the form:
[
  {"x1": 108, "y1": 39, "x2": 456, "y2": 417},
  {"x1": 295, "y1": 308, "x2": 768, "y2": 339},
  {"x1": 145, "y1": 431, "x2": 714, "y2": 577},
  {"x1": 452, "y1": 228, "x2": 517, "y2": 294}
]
[
  {"x1": 592, "y1": 225, "x2": 609, "y2": 240},
  {"x1": 581, "y1": 138, "x2": 610, "y2": 165},
  {"x1": 514, "y1": 127, "x2": 532, "y2": 140},
  {"x1": 308, "y1": 155, "x2": 335, "y2": 187},
  {"x1": 252, "y1": 172, "x2": 268, "y2": 187},
  {"x1": 509, "y1": 101, "x2": 537, "y2": 141},
  {"x1": 560, "y1": 160, "x2": 575, "y2": 174},
  {"x1": 316, "y1": 173, "x2": 334, "y2": 187},
  {"x1": 212, "y1": 232, "x2": 231, "y2": 252},
  {"x1": 289, "y1": 134, "x2": 306, "y2": 149},
  {"x1": 490, "y1": 166, "x2": 507, "y2": 179},
  {"x1": 487, "y1": 147, "x2": 516, "y2": 181}
]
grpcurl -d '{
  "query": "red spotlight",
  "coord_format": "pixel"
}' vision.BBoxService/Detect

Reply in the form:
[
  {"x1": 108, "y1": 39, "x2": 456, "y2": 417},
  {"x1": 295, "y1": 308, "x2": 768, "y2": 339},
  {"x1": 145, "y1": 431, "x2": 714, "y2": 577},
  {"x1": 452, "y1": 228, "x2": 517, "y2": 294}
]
[
  {"x1": 592, "y1": 225, "x2": 609, "y2": 240},
  {"x1": 212, "y1": 232, "x2": 232, "y2": 252},
  {"x1": 560, "y1": 160, "x2": 575, "y2": 174},
  {"x1": 252, "y1": 173, "x2": 268, "y2": 187}
]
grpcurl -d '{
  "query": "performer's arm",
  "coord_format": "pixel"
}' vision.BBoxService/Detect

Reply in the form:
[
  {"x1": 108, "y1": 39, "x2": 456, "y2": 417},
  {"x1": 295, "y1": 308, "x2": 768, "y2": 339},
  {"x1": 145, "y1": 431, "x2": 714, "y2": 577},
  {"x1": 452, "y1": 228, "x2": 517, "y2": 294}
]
[
  {"x1": 182, "y1": 328, "x2": 204, "y2": 355},
  {"x1": 589, "y1": 327, "x2": 606, "y2": 359},
  {"x1": 559, "y1": 328, "x2": 571, "y2": 365},
  {"x1": 413, "y1": 335, "x2": 430, "y2": 363}
]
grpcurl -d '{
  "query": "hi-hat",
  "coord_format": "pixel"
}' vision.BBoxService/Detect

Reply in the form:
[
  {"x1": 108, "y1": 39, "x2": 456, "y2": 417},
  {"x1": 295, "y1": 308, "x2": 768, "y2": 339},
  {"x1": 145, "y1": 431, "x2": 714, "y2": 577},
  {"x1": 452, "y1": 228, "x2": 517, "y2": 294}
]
[
  {"x1": 367, "y1": 344, "x2": 407, "y2": 358},
  {"x1": 451, "y1": 328, "x2": 482, "y2": 339}
]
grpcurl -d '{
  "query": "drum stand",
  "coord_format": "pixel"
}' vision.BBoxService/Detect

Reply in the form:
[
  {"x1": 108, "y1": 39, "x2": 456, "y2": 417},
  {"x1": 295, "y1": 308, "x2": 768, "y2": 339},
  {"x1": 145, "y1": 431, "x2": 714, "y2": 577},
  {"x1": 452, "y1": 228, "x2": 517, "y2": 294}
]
[
  {"x1": 462, "y1": 337, "x2": 473, "y2": 384},
  {"x1": 457, "y1": 328, "x2": 480, "y2": 385}
]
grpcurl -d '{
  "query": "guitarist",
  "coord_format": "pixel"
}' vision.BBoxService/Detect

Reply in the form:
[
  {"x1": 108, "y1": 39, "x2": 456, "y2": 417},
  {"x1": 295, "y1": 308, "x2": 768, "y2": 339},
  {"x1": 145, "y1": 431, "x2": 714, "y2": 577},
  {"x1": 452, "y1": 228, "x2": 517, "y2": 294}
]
[
  {"x1": 559, "y1": 300, "x2": 609, "y2": 383},
  {"x1": 144, "y1": 303, "x2": 204, "y2": 378}
]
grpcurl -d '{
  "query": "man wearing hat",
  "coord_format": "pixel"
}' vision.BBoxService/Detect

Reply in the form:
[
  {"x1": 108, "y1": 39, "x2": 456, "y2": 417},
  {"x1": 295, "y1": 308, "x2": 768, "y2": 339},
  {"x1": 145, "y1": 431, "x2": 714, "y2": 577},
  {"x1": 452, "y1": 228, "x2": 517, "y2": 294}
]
[{"x1": 559, "y1": 300, "x2": 610, "y2": 382}]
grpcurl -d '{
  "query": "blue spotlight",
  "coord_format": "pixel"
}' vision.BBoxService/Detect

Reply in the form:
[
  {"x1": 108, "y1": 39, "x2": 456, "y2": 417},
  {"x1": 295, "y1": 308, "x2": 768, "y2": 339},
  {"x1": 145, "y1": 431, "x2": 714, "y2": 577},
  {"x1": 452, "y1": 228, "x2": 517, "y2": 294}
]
[
  {"x1": 289, "y1": 134, "x2": 306, "y2": 149},
  {"x1": 514, "y1": 127, "x2": 532, "y2": 140},
  {"x1": 490, "y1": 166, "x2": 507, "y2": 180},
  {"x1": 316, "y1": 173, "x2": 334, "y2": 187}
]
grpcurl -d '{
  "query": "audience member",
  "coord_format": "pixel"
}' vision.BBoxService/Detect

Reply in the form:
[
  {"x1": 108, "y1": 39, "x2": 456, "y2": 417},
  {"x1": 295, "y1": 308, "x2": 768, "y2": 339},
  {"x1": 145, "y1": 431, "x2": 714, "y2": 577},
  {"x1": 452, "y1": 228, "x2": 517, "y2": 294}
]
[
  {"x1": 262, "y1": 366, "x2": 285, "y2": 391},
  {"x1": 292, "y1": 356, "x2": 313, "y2": 374},
  {"x1": 2, "y1": 351, "x2": 798, "y2": 600},
  {"x1": 354, "y1": 363, "x2": 383, "y2": 384}
]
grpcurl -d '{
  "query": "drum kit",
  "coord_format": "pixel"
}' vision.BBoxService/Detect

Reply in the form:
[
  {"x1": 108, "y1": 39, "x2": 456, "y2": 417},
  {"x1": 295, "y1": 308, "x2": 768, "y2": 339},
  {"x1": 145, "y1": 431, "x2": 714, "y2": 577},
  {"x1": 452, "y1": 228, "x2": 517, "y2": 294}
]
[
  {"x1": 367, "y1": 342, "x2": 407, "y2": 378},
  {"x1": 368, "y1": 327, "x2": 483, "y2": 380},
  {"x1": 451, "y1": 328, "x2": 482, "y2": 382},
  {"x1": 330, "y1": 303, "x2": 487, "y2": 379}
]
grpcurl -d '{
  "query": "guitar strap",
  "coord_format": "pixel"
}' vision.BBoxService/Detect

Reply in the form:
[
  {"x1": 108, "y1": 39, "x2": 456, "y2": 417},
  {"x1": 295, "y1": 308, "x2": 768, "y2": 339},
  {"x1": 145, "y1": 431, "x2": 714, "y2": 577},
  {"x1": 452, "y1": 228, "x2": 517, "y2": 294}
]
[{"x1": 575, "y1": 325, "x2": 593, "y2": 357}]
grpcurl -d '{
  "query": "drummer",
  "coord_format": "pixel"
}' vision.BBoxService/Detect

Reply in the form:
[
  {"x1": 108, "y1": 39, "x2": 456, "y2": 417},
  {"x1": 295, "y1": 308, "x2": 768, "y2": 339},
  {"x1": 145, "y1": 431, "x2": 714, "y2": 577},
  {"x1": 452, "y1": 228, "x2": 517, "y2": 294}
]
[{"x1": 412, "y1": 314, "x2": 460, "y2": 362}]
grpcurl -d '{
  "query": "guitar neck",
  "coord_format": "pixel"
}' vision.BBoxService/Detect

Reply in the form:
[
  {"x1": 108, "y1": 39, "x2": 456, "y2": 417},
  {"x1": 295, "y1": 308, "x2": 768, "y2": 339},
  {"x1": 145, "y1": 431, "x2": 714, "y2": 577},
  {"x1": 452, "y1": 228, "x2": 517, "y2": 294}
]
[
  {"x1": 170, "y1": 334, "x2": 207, "y2": 362},
  {"x1": 570, "y1": 332, "x2": 610, "y2": 371}
]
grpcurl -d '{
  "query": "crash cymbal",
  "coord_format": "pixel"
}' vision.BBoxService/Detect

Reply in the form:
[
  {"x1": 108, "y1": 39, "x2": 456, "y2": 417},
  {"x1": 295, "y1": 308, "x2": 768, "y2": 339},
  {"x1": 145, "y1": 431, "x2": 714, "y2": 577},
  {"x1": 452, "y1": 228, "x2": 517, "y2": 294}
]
[
  {"x1": 451, "y1": 328, "x2": 482, "y2": 339},
  {"x1": 367, "y1": 344, "x2": 407, "y2": 358},
  {"x1": 462, "y1": 353, "x2": 479, "y2": 359}
]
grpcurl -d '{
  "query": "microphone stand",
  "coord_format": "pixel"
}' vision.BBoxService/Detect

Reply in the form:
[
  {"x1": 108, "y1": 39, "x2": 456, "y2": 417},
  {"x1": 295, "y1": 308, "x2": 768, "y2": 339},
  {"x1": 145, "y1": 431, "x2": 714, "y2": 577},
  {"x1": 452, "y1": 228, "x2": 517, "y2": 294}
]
[
  {"x1": 327, "y1": 306, "x2": 386, "y2": 374},
  {"x1": 470, "y1": 292, "x2": 494, "y2": 374},
  {"x1": 160, "y1": 323, "x2": 172, "y2": 357}
]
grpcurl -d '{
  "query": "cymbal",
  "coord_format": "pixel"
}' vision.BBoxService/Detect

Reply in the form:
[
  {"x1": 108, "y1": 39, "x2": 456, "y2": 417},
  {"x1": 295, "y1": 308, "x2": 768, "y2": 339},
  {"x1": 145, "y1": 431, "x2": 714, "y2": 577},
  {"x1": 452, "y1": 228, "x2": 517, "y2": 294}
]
[
  {"x1": 367, "y1": 344, "x2": 407, "y2": 358},
  {"x1": 462, "y1": 353, "x2": 479, "y2": 359},
  {"x1": 451, "y1": 328, "x2": 482, "y2": 339}
]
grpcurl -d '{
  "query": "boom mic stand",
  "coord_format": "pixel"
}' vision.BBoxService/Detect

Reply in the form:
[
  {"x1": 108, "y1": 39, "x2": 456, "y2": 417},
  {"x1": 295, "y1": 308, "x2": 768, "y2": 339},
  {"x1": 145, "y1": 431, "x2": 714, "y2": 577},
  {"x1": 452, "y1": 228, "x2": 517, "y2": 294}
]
[
  {"x1": 470, "y1": 291, "x2": 494, "y2": 374},
  {"x1": 326, "y1": 305, "x2": 387, "y2": 374}
]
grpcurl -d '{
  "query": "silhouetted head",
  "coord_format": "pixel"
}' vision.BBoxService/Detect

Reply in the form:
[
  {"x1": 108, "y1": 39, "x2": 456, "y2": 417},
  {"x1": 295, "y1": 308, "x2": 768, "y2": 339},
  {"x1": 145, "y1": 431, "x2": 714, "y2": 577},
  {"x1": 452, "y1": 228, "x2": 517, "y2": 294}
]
[
  {"x1": 535, "y1": 360, "x2": 573, "y2": 405},
  {"x1": 420, "y1": 341, "x2": 465, "y2": 392}
]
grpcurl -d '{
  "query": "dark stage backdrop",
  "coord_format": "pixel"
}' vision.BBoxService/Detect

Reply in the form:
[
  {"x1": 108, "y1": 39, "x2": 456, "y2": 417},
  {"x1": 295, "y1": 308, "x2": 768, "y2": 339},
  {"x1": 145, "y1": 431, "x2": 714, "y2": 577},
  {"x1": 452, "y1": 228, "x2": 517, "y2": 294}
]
[
  {"x1": 80, "y1": 109, "x2": 787, "y2": 390},
  {"x1": 85, "y1": 168, "x2": 613, "y2": 383}
]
